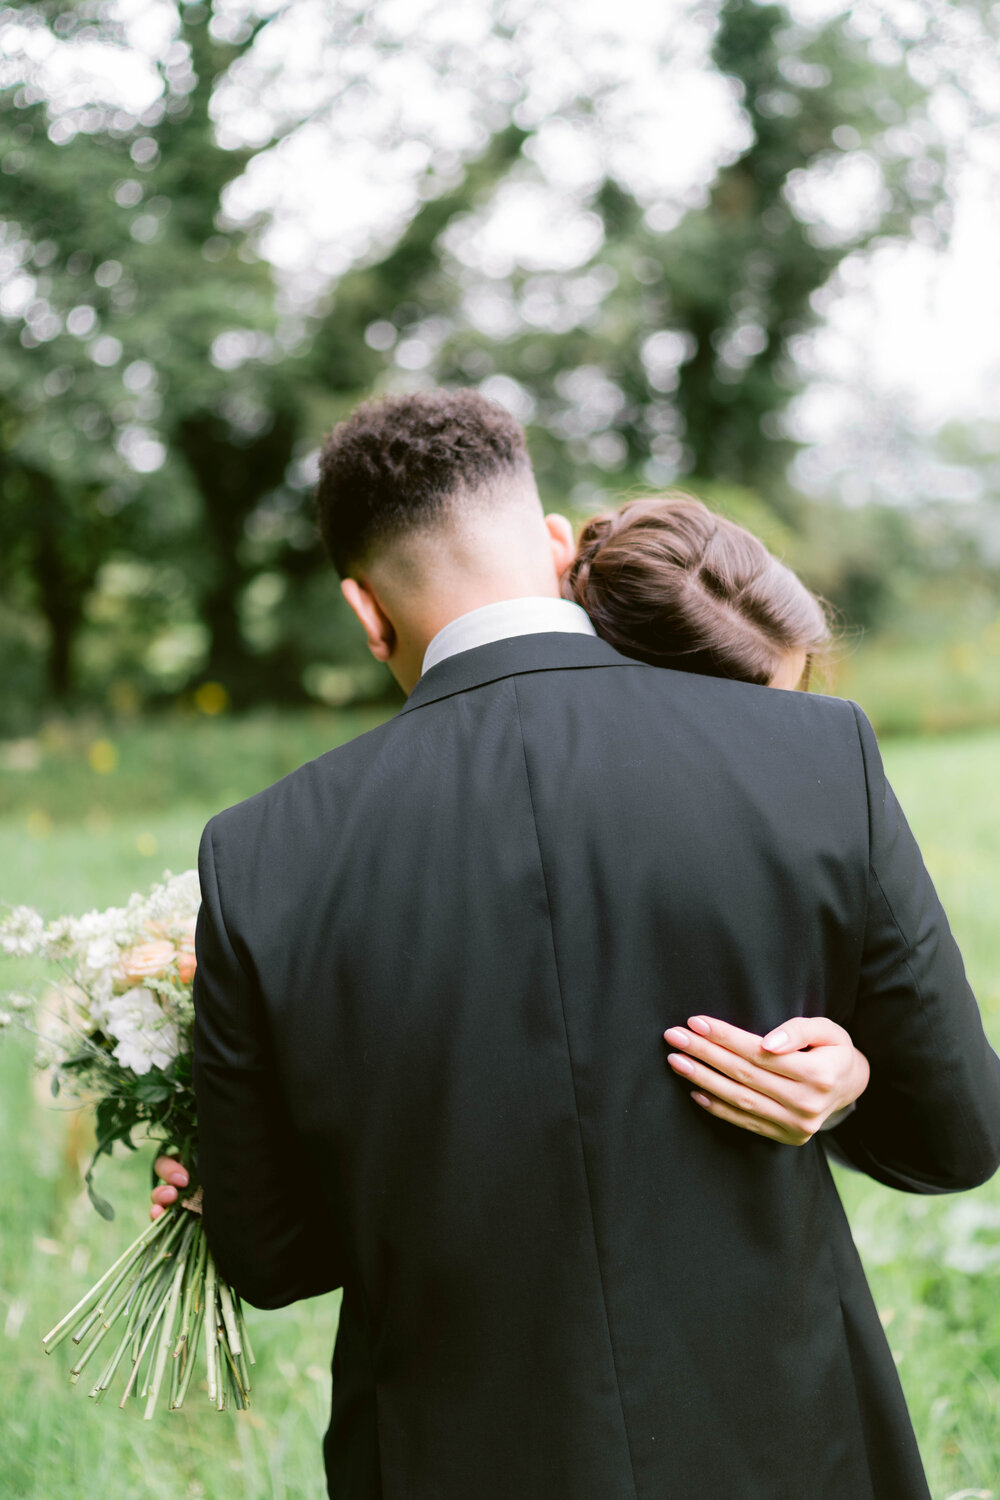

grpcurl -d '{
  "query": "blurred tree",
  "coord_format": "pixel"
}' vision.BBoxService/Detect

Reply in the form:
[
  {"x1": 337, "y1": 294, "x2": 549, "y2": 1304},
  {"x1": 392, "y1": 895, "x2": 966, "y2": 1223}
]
[
  {"x1": 0, "y1": 2, "x2": 298, "y2": 706},
  {"x1": 417, "y1": 0, "x2": 954, "y2": 525},
  {"x1": 303, "y1": 122, "x2": 530, "y2": 403},
  {"x1": 657, "y1": 0, "x2": 945, "y2": 492},
  {"x1": 1, "y1": 0, "x2": 994, "y2": 725},
  {"x1": 0, "y1": 2, "x2": 535, "y2": 712}
]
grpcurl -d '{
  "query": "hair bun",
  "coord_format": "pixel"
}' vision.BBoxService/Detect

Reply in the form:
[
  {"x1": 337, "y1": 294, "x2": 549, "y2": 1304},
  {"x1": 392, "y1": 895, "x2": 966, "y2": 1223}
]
[
  {"x1": 563, "y1": 512, "x2": 619, "y2": 606},
  {"x1": 565, "y1": 492, "x2": 830, "y2": 686}
]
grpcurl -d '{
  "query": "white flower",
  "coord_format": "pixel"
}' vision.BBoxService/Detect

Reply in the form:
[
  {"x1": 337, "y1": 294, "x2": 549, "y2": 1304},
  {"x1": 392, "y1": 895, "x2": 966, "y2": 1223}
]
[
  {"x1": 104, "y1": 987, "x2": 180, "y2": 1076},
  {"x1": 84, "y1": 935, "x2": 121, "y2": 975},
  {"x1": 41, "y1": 915, "x2": 80, "y2": 958},
  {"x1": 140, "y1": 870, "x2": 201, "y2": 937},
  {"x1": 70, "y1": 907, "x2": 130, "y2": 945},
  {"x1": 0, "y1": 906, "x2": 46, "y2": 956}
]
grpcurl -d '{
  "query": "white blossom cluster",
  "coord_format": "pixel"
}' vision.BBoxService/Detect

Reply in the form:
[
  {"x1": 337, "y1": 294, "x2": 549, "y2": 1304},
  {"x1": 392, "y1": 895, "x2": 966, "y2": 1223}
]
[
  {"x1": 0, "y1": 904, "x2": 46, "y2": 957},
  {"x1": 0, "y1": 870, "x2": 200, "y2": 1078},
  {"x1": 104, "y1": 988, "x2": 182, "y2": 1075}
]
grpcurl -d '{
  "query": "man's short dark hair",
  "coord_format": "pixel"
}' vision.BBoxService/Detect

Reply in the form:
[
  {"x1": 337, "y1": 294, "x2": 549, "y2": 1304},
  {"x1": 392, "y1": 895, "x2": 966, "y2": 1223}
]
[{"x1": 315, "y1": 388, "x2": 532, "y2": 577}]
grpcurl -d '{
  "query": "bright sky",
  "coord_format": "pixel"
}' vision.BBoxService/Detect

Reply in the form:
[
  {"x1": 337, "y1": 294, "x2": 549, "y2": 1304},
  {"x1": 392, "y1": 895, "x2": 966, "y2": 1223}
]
[{"x1": 3, "y1": 0, "x2": 999, "y2": 502}]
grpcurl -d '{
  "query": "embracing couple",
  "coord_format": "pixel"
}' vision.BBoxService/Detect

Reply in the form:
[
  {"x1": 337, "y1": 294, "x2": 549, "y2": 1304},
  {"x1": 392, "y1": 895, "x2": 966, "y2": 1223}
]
[{"x1": 154, "y1": 388, "x2": 1000, "y2": 1498}]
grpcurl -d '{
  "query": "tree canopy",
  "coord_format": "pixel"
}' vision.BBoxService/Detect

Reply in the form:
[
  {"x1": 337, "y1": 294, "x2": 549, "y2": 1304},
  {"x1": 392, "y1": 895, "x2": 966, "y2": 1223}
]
[{"x1": 0, "y1": 0, "x2": 996, "y2": 726}]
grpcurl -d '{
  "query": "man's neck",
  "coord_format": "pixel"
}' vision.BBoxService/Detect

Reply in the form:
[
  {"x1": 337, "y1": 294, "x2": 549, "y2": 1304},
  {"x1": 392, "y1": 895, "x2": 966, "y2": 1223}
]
[{"x1": 388, "y1": 585, "x2": 565, "y2": 694}]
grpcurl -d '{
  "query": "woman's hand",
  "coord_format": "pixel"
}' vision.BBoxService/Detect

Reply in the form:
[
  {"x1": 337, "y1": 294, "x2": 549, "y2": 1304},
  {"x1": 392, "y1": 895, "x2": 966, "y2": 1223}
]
[
  {"x1": 664, "y1": 1014, "x2": 869, "y2": 1145},
  {"x1": 150, "y1": 1155, "x2": 190, "y2": 1219}
]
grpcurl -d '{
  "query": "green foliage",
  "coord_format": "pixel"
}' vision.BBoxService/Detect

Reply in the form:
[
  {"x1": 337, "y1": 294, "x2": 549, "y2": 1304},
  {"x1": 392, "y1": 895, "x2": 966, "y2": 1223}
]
[
  {"x1": 0, "y1": 3, "x2": 306, "y2": 710},
  {"x1": 418, "y1": 0, "x2": 954, "y2": 507},
  {"x1": 0, "y1": 704, "x2": 394, "y2": 825},
  {"x1": 88, "y1": 1091, "x2": 140, "y2": 1219},
  {"x1": 1, "y1": 0, "x2": 996, "y2": 732},
  {"x1": 836, "y1": 626, "x2": 1000, "y2": 738}
]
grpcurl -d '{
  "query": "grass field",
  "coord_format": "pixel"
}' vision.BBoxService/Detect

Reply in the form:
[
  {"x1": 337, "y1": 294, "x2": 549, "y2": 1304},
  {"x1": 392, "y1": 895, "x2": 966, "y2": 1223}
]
[
  {"x1": 1, "y1": 712, "x2": 999, "y2": 1499},
  {"x1": 832, "y1": 618, "x2": 1000, "y2": 739}
]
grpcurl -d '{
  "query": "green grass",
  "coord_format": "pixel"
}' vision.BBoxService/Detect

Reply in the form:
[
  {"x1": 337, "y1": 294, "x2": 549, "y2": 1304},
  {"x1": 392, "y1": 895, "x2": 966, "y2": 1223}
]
[
  {"x1": 834, "y1": 623, "x2": 1000, "y2": 738},
  {"x1": 1, "y1": 716, "x2": 999, "y2": 1498},
  {"x1": 829, "y1": 730, "x2": 1000, "y2": 1498},
  {"x1": 0, "y1": 705, "x2": 392, "y2": 826}
]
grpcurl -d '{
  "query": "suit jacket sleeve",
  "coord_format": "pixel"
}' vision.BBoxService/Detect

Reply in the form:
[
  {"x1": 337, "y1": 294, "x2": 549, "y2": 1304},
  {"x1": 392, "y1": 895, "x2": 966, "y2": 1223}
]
[
  {"x1": 824, "y1": 705, "x2": 1000, "y2": 1192},
  {"x1": 192, "y1": 817, "x2": 342, "y2": 1308}
]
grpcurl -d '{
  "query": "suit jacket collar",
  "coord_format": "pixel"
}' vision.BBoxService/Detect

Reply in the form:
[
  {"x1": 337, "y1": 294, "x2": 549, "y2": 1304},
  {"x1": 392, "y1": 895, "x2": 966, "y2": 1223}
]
[{"x1": 399, "y1": 631, "x2": 644, "y2": 716}]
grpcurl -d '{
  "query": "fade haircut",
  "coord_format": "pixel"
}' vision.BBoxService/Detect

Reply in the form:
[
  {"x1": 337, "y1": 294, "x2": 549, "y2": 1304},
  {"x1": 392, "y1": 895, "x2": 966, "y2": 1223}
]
[
  {"x1": 563, "y1": 494, "x2": 830, "y2": 687},
  {"x1": 315, "y1": 388, "x2": 533, "y2": 577}
]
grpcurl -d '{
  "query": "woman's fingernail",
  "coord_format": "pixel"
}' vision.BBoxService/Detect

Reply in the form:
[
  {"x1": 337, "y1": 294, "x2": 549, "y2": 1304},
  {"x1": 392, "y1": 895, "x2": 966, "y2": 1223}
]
[
  {"x1": 668, "y1": 1053, "x2": 694, "y2": 1076},
  {"x1": 171, "y1": 1172, "x2": 189, "y2": 1187},
  {"x1": 688, "y1": 1016, "x2": 711, "y2": 1036},
  {"x1": 763, "y1": 1030, "x2": 788, "y2": 1051},
  {"x1": 664, "y1": 1027, "x2": 691, "y2": 1046},
  {"x1": 691, "y1": 1091, "x2": 712, "y2": 1107}
]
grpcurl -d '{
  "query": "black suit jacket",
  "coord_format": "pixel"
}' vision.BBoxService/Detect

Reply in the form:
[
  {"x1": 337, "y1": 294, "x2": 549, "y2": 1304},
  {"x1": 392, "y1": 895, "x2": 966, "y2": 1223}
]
[{"x1": 193, "y1": 633, "x2": 1000, "y2": 1500}]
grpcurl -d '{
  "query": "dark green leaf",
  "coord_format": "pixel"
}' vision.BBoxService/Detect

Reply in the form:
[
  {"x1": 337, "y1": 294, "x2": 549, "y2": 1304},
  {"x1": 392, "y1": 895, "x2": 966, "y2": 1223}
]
[
  {"x1": 62, "y1": 1051, "x2": 95, "y2": 1072},
  {"x1": 85, "y1": 1177, "x2": 116, "y2": 1221},
  {"x1": 133, "y1": 1076, "x2": 174, "y2": 1105},
  {"x1": 84, "y1": 1156, "x2": 116, "y2": 1221},
  {"x1": 95, "y1": 1096, "x2": 120, "y2": 1142}
]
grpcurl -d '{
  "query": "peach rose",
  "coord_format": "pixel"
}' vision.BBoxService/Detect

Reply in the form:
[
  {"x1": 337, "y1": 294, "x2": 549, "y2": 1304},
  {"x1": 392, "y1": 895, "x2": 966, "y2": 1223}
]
[{"x1": 117, "y1": 939, "x2": 177, "y2": 988}]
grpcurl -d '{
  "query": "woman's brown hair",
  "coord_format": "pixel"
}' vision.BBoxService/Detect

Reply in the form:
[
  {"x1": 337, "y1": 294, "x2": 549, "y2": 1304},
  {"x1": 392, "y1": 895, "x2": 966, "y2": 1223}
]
[{"x1": 563, "y1": 494, "x2": 830, "y2": 688}]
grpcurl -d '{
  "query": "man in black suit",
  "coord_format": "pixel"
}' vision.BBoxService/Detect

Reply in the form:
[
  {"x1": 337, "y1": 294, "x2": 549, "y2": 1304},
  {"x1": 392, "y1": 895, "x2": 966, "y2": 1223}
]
[{"x1": 157, "y1": 389, "x2": 1000, "y2": 1498}]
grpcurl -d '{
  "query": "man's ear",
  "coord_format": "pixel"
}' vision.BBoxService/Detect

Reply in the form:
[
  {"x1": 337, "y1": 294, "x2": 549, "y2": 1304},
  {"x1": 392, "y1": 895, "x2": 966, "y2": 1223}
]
[
  {"x1": 341, "y1": 578, "x2": 396, "y2": 662},
  {"x1": 544, "y1": 512, "x2": 577, "y2": 583}
]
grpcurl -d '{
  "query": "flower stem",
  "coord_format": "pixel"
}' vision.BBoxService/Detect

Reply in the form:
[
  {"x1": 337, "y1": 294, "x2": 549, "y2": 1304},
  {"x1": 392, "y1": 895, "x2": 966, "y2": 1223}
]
[
  {"x1": 203, "y1": 1251, "x2": 218, "y2": 1408},
  {"x1": 126, "y1": 1217, "x2": 187, "y2": 1340},
  {"x1": 88, "y1": 1310, "x2": 139, "y2": 1401},
  {"x1": 217, "y1": 1278, "x2": 242, "y2": 1358},
  {"x1": 171, "y1": 1302, "x2": 203, "y2": 1410},
  {"x1": 222, "y1": 1340, "x2": 248, "y2": 1409},
  {"x1": 42, "y1": 1211, "x2": 170, "y2": 1352},
  {"x1": 143, "y1": 1218, "x2": 195, "y2": 1419},
  {"x1": 69, "y1": 1233, "x2": 154, "y2": 1366},
  {"x1": 118, "y1": 1292, "x2": 169, "y2": 1407},
  {"x1": 170, "y1": 1227, "x2": 206, "y2": 1409},
  {"x1": 234, "y1": 1292, "x2": 255, "y2": 1367},
  {"x1": 173, "y1": 1224, "x2": 206, "y2": 1360},
  {"x1": 46, "y1": 1205, "x2": 256, "y2": 1417}
]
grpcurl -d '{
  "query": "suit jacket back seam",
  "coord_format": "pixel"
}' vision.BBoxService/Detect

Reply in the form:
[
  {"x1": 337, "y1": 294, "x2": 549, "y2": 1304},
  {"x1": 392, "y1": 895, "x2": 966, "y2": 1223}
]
[{"x1": 511, "y1": 674, "x2": 641, "y2": 1500}]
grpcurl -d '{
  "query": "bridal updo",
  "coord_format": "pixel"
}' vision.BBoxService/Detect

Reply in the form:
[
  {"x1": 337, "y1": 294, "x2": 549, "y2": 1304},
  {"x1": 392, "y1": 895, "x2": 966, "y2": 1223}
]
[{"x1": 563, "y1": 494, "x2": 830, "y2": 687}]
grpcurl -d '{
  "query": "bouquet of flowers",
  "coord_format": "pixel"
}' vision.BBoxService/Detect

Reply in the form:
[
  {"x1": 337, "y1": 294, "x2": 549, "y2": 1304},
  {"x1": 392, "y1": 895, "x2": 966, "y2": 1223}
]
[{"x1": 0, "y1": 871, "x2": 254, "y2": 1418}]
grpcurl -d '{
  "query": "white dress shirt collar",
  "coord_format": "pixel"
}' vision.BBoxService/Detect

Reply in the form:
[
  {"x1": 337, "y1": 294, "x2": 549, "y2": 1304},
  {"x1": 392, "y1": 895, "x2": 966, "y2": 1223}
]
[{"x1": 421, "y1": 597, "x2": 597, "y2": 677}]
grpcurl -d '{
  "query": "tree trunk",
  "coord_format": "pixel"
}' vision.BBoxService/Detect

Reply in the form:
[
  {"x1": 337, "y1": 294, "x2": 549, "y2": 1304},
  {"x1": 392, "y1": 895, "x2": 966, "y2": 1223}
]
[{"x1": 33, "y1": 524, "x2": 85, "y2": 701}]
